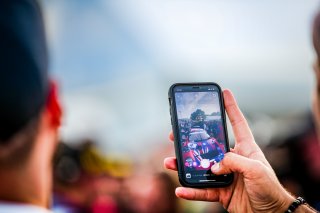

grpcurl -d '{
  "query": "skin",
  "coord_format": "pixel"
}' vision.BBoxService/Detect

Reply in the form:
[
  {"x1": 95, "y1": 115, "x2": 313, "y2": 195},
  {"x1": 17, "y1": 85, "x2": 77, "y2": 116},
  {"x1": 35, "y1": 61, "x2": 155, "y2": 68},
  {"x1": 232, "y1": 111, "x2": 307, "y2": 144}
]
[
  {"x1": 0, "y1": 82, "x2": 62, "y2": 208},
  {"x1": 164, "y1": 89, "x2": 316, "y2": 213}
]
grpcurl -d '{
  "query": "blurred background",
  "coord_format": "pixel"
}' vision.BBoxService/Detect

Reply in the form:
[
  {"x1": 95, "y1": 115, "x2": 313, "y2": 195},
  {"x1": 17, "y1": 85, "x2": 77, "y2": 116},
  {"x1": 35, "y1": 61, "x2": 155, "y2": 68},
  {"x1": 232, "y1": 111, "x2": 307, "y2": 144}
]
[{"x1": 40, "y1": 0, "x2": 320, "y2": 212}]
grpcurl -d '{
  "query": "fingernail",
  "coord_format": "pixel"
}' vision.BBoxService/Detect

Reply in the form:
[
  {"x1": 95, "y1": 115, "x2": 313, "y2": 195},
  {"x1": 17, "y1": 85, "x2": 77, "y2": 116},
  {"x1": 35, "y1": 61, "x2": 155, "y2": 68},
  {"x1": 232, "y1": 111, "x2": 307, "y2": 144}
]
[
  {"x1": 175, "y1": 187, "x2": 185, "y2": 197},
  {"x1": 211, "y1": 162, "x2": 220, "y2": 172}
]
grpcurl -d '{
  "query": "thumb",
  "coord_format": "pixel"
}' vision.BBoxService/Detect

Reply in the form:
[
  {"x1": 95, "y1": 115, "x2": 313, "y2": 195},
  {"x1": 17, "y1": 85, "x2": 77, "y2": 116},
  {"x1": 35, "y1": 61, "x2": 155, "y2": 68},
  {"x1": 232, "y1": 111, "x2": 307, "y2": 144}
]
[{"x1": 211, "y1": 152, "x2": 264, "y2": 177}]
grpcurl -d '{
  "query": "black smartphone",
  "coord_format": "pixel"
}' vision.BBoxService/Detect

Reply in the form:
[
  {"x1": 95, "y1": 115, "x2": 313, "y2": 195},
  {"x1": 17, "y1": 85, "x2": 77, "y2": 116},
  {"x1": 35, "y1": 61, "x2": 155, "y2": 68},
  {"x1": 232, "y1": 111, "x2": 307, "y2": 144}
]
[{"x1": 168, "y1": 82, "x2": 233, "y2": 188}]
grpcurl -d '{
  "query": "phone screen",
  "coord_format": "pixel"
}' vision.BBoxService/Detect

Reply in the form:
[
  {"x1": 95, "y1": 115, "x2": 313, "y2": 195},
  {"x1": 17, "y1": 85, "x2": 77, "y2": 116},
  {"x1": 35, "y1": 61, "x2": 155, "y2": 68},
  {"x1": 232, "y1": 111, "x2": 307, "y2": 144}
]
[{"x1": 172, "y1": 84, "x2": 230, "y2": 184}]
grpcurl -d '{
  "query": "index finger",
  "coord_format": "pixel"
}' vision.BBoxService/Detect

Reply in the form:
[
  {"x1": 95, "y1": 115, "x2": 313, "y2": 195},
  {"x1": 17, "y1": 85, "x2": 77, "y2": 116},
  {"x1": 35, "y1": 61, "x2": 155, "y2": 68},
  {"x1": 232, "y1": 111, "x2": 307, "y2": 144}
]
[
  {"x1": 223, "y1": 89, "x2": 254, "y2": 144},
  {"x1": 223, "y1": 89, "x2": 270, "y2": 166}
]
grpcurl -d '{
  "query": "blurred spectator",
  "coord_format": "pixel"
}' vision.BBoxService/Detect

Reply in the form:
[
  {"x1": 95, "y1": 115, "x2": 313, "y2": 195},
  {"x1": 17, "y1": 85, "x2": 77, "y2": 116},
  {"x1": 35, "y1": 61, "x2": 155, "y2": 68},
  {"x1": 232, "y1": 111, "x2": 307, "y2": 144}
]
[
  {"x1": 0, "y1": 0, "x2": 62, "y2": 212},
  {"x1": 148, "y1": 173, "x2": 179, "y2": 213},
  {"x1": 119, "y1": 172, "x2": 180, "y2": 213},
  {"x1": 53, "y1": 140, "x2": 131, "y2": 213}
]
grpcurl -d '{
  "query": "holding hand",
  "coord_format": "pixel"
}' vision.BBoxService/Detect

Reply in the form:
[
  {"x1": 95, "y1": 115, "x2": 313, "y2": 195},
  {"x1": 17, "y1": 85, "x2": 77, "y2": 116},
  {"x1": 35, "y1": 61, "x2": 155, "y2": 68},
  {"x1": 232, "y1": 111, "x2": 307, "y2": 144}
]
[{"x1": 164, "y1": 89, "x2": 301, "y2": 213}]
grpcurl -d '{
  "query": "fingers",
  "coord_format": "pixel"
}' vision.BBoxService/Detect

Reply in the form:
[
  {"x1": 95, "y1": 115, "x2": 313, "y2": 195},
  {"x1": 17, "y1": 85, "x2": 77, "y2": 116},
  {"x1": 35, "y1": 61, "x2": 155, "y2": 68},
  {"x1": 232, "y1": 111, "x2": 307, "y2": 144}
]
[
  {"x1": 164, "y1": 157, "x2": 177, "y2": 171},
  {"x1": 211, "y1": 152, "x2": 264, "y2": 177},
  {"x1": 175, "y1": 187, "x2": 219, "y2": 202},
  {"x1": 169, "y1": 131, "x2": 174, "y2": 142},
  {"x1": 223, "y1": 89, "x2": 254, "y2": 144}
]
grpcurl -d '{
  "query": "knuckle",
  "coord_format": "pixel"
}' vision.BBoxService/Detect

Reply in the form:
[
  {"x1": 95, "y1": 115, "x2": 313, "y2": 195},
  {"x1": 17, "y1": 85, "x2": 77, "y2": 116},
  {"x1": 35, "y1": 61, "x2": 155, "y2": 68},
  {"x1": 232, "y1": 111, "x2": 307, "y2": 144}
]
[
  {"x1": 195, "y1": 189, "x2": 212, "y2": 201},
  {"x1": 230, "y1": 116, "x2": 246, "y2": 127},
  {"x1": 193, "y1": 190, "x2": 203, "y2": 200}
]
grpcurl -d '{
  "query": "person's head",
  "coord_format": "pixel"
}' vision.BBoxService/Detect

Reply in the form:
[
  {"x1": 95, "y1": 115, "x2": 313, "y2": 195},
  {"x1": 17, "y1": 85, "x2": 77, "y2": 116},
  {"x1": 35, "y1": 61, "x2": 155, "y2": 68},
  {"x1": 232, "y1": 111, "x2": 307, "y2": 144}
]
[{"x1": 0, "y1": 0, "x2": 61, "y2": 186}]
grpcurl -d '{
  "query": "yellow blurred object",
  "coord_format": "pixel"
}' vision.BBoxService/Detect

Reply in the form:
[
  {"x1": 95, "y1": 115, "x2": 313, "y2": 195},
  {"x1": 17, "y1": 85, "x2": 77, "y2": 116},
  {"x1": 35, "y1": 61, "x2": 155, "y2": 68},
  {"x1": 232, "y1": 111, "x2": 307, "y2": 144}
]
[{"x1": 80, "y1": 145, "x2": 132, "y2": 178}]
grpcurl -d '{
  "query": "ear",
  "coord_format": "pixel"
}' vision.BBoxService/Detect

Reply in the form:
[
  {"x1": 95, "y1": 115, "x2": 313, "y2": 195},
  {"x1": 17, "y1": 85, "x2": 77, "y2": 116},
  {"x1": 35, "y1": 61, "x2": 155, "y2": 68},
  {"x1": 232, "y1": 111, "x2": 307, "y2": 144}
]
[{"x1": 45, "y1": 80, "x2": 62, "y2": 128}]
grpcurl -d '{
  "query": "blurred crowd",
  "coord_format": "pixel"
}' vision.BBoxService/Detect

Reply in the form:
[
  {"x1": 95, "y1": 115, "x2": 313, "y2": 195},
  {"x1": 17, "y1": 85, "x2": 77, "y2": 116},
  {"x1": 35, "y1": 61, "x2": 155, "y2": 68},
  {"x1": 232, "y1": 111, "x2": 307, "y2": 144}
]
[
  {"x1": 50, "y1": 139, "x2": 227, "y2": 213},
  {"x1": 49, "y1": 111, "x2": 320, "y2": 212},
  {"x1": 178, "y1": 119, "x2": 224, "y2": 144},
  {"x1": 51, "y1": 140, "x2": 181, "y2": 213}
]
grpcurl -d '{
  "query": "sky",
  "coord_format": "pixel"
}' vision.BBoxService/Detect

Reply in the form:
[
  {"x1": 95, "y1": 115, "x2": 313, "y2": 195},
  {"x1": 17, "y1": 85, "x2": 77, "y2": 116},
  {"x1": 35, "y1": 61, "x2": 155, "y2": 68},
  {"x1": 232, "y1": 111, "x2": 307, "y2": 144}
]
[
  {"x1": 42, "y1": 0, "x2": 320, "y2": 157},
  {"x1": 175, "y1": 92, "x2": 220, "y2": 119}
]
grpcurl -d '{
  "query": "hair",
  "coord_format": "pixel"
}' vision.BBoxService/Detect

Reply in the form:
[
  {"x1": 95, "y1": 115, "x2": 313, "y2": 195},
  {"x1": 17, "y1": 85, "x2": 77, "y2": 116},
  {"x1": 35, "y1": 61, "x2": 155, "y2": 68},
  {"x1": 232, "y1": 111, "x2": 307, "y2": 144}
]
[
  {"x1": 0, "y1": 0, "x2": 49, "y2": 168},
  {"x1": 0, "y1": 0, "x2": 49, "y2": 142},
  {"x1": 0, "y1": 115, "x2": 40, "y2": 168}
]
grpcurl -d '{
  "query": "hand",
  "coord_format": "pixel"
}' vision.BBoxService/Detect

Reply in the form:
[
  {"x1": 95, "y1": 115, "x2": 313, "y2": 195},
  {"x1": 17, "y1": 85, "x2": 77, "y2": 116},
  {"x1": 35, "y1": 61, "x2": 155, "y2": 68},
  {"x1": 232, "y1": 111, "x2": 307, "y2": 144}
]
[{"x1": 164, "y1": 89, "x2": 294, "y2": 213}]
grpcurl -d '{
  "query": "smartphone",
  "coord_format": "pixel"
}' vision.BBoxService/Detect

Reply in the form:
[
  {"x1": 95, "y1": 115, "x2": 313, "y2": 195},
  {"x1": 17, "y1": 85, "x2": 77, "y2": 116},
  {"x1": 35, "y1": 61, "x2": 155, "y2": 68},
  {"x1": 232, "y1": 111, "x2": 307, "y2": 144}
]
[{"x1": 168, "y1": 82, "x2": 233, "y2": 188}]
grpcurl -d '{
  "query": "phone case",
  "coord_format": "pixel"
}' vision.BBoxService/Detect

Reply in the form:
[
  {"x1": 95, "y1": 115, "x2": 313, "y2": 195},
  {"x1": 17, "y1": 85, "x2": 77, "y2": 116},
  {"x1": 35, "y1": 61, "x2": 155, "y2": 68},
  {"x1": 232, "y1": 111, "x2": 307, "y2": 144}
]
[{"x1": 168, "y1": 82, "x2": 233, "y2": 188}]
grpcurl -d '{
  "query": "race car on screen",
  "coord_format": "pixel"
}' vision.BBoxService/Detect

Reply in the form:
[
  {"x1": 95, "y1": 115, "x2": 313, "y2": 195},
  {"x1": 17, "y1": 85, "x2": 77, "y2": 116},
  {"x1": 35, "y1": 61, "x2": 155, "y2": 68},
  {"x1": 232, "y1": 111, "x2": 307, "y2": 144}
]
[{"x1": 182, "y1": 128, "x2": 224, "y2": 170}]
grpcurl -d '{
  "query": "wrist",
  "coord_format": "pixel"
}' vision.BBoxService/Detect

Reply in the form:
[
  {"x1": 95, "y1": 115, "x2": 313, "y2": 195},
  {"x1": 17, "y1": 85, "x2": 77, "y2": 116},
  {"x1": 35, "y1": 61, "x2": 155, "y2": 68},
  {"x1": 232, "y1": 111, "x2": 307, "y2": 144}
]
[
  {"x1": 277, "y1": 192, "x2": 296, "y2": 212},
  {"x1": 278, "y1": 193, "x2": 317, "y2": 213},
  {"x1": 286, "y1": 198, "x2": 317, "y2": 213}
]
